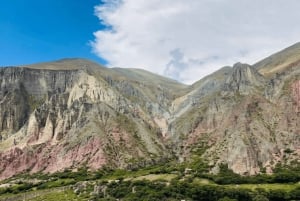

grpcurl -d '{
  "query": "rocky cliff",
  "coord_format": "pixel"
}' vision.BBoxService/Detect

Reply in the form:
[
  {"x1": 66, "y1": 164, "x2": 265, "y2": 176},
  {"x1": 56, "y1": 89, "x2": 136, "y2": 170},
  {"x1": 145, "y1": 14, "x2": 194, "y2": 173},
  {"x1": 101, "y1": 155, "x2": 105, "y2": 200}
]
[
  {"x1": 0, "y1": 63, "x2": 181, "y2": 179},
  {"x1": 170, "y1": 46, "x2": 300, "y2": 175},
  {"x1": 0, "y1": 43, "x2": 300, "y2": 179}
]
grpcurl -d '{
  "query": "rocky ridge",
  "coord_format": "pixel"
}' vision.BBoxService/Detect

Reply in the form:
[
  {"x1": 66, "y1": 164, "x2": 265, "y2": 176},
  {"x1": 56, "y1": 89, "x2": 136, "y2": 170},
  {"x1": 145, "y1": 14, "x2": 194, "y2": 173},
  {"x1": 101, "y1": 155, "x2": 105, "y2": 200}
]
[{"x1": 0, "y1": 43, "x2": 300, "y2": 179}]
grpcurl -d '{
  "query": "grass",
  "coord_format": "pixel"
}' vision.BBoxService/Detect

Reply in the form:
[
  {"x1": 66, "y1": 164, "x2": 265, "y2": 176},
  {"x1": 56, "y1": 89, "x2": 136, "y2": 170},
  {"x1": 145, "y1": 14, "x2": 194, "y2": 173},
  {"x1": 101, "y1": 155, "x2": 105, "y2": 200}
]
[
  {"x1": 228, "y1": 183, "x2": 300, "y2": 192},
  {"x1": 131, "y1": 174, "x2": 177, "y2": 181},
  {"x1": 0, "y1": 188, "x2": 81, "y2": 201},
  {"x1": 193, "y1": 177, "x2": 215, "y2": 185},
  {"x1": 101, "y1": 164, "x2": 176, "y2": 180},
  {"x1": 28, "y1": 190, "x2": 82, "y2": 201},
  {"x1": 37, "y1": 178, "x2": 76, "y2": 189},
  {"x1": 1, "y1": 171, "x2": 300, "y2": 201},
  {"x1": 1, "y1": 161, "x2": 300, "y2": 200}
]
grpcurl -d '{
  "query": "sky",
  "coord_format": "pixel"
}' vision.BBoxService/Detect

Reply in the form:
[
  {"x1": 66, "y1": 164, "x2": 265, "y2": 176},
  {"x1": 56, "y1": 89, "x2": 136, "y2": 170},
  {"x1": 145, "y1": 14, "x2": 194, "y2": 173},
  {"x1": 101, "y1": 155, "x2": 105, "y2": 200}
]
[
  {"x1": 1, "y1": 0, "x2": 300, "y2": 84},
  {"x1": 0, "y1": 0, "x2": 106, "y2": 66}
]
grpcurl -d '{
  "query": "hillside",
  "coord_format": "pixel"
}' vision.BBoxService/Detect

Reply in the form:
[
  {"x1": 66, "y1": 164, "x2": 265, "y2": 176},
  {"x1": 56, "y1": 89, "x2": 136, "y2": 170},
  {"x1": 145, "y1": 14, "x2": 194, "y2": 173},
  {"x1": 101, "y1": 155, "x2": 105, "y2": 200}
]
[
  {"x1": 0, "y1": 43, "x2": 299, "y2": 181},
  {"x1": 254, "y1": 42, "x2": 300, "y2": 77}
]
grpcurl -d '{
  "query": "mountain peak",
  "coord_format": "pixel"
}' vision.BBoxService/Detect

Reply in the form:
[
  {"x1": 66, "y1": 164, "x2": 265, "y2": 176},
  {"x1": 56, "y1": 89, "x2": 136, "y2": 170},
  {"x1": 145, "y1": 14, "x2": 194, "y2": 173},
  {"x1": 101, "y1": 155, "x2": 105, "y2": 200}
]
[
  {"x1": 23, "y1": 58, "x2": 106, "y2": 71},
  {"x1": 224, "y1": 63, "x2": 265, "y2": 94},
  {"x1": 254, "y1": 42, "x2": 300, "y2": 77},
  {"x1": 0, "y1": 43, "x2": 299, "y2": 180},
  {"x1": 233, "y1": 62, "x2": 250, "y2": 68}
]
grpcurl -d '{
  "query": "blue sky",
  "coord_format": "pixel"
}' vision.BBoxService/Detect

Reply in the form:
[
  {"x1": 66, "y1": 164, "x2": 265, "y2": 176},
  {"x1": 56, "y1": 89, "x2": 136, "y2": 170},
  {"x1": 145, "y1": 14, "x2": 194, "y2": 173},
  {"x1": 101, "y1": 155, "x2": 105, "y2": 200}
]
[
  {"x1": 0, "y1": 0, "x2": 106, "y2": 66},
  {"x1": 1, "y1": 0, "x2": 300, "y2": 83}
]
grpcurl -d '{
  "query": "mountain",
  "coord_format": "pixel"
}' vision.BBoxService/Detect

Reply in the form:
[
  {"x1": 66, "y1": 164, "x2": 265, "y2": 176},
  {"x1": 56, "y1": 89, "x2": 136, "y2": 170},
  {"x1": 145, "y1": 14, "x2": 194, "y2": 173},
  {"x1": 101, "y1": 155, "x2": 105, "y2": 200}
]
[
  {"x1": 0, "y1": 61, "x2": 185, "y2": 179},
  {"x1": 254, "y1": 42, "x2": 300, "y2": 77},
  {"x1": 0, "y1": 43, "x2": 299, "y2": 179}
]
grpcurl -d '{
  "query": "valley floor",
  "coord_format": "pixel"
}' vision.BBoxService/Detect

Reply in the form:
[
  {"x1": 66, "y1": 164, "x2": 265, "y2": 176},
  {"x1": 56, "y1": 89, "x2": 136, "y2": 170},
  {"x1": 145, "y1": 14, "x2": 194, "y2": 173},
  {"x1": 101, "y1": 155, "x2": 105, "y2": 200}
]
[{"x1": 0, "y1": 166, "x2": 300, "y2": 201}]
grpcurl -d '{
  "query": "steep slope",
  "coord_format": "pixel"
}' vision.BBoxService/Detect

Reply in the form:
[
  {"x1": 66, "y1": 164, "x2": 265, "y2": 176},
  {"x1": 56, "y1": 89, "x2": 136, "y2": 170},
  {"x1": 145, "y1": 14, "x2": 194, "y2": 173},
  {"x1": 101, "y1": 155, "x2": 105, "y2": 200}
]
[
  {"x1": 28, "y1": 59, "x2": 187, "y2": 137},
  {"x1": 0, "y1": 63, "x2": 181, "y2": 179},
  {"x1": 223, "y1": 63, "x2": 266, "y2": 94},
  {"x1": 172, "y1": 61, "x2": 300, "y2": 175},
  {"x1": 254, "y1": 42, "x2": 300, "y2": 77},
  {"x1": 169, "y1": 66, "x2": 232, "y2": 146},
  {"x1": 28, "y1": 59, "x2": 186, "y2": 116},
  {"x1": 0, "y1": 42, "x2": 300, "y2": 179}
]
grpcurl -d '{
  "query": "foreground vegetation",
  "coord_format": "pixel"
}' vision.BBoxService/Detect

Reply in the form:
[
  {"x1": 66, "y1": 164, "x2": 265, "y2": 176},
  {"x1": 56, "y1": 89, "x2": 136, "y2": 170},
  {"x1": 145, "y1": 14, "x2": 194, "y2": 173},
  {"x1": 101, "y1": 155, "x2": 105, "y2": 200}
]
[{"x1": 0, "y1": 161, "x2": 299, "y2": 201}]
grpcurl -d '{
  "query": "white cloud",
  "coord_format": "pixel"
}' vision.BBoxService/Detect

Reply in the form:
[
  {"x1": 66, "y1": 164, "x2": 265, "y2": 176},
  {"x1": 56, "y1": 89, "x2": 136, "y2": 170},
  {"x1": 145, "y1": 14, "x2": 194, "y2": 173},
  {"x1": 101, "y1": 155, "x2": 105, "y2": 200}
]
[{"x1": 91, "y1": 0, "x2": 300, "y2": 84}]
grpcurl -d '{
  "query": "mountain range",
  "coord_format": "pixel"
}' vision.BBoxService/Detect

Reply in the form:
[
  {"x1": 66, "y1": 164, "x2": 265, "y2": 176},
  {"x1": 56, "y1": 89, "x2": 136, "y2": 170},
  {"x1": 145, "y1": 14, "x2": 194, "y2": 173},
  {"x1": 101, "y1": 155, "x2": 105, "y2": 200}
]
[{"x1": 0, "y1": 43, "x2": 299, "y2": 180}]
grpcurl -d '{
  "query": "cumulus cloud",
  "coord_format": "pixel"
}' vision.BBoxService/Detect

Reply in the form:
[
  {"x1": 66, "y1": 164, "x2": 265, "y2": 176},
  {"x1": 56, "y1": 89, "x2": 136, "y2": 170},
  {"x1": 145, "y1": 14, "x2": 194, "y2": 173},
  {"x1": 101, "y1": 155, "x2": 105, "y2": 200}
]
[{"x1": 91, "y1": 0, "x2": 300, "y2": 84}]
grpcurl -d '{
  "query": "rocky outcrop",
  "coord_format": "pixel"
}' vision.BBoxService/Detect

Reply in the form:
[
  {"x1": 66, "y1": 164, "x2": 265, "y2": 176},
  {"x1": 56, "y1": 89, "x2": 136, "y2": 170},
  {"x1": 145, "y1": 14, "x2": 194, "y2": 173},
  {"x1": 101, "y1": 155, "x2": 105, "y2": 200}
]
[
  {"x1": 0, "y1": 65, "x2": 170, "y2": 179},
  {"x1": 1, "y1": 43, "x2": 300, "y2": 179},
  {"x1": 292, "y1": 80, "x2": 300, "y2": 112},
  {"x1": 223, "y1": 63, "x2": 265, "y2": 95},
  {"x1": 169, "y1": 61, "x2": 300, "y2": 175}
]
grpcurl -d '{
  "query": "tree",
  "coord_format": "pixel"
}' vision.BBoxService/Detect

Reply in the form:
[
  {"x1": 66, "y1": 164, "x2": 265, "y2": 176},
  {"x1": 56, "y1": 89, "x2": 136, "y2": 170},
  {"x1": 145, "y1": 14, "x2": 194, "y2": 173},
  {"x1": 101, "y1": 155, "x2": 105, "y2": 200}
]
[
  {"x1": 218, "y1": 197, "x2": 238, "y2": 201},
  {"x1": 252, "y1": 194, "x2": 269, "y2": 201}
]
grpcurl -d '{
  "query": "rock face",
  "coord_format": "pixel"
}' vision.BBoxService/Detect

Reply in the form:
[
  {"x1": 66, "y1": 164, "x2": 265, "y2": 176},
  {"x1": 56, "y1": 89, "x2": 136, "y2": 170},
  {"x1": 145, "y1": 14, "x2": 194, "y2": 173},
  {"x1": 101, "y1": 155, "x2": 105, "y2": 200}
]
[
  {"x1": 0, "y1": 43, "x2": 300, "y2": 179},
  {"x1": 224, "y1": 63, "x2": 266, "y2": 95},
  {"x1": 0, "y1": 63, "x2": 178, "y2": 179},
  {"x1": 292, "y1": 80, "x2": 300, "y2": 112},
  {"x1": 169, "y1": 46, "x2": 300, "y2": 175}
]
